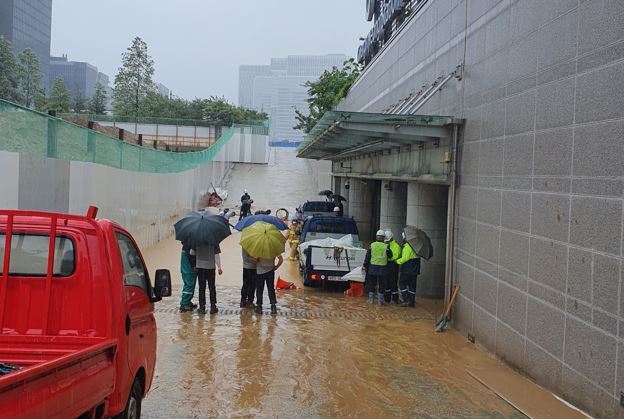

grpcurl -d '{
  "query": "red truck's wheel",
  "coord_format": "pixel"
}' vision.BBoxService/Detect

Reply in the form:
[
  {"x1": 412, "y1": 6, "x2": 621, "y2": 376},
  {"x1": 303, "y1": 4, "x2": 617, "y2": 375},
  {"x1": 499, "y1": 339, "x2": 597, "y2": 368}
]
[{"x1": 118, "y1": 378, "x2": 142, "y2": 419}]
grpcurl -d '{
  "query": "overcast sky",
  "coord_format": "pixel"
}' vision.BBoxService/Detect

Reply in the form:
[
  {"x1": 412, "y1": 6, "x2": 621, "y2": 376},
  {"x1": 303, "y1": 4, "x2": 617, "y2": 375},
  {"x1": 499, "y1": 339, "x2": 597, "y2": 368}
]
[{"x1": 51, "y1": 0, "x2": 371, "y2": 104}]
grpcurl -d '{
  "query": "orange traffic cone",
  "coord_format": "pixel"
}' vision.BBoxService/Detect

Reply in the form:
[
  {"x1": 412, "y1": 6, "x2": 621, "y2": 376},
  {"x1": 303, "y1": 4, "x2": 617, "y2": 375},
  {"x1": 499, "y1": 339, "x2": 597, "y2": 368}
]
[{"x1": 276, "y1": 276, "x2": 296, "y2": 290}]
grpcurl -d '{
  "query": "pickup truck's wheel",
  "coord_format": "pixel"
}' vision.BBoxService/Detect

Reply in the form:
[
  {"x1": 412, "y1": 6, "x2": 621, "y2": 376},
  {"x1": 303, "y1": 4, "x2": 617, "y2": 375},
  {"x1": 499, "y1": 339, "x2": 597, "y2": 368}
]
[{"x1": 119, "y1": 378, "x2": 142, "y2": 419}]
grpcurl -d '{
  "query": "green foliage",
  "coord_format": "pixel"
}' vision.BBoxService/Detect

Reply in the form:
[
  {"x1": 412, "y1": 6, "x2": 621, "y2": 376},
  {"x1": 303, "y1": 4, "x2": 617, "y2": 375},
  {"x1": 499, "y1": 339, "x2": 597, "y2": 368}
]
[
  {"x1": 17, "y1": 48, "x2": 43, "y2": 108},
  {"x1": 88, "y1": 83, "x2": 108, "y2": 115},
  {"x1": 34, "y1": 88, "x2": 47, "y2": 112},
  {"x1": 72, "y1": 89, "x2": 87, "y2": 113},
  {"x1": 133, "y1": 93, "x2": 267, "y2": 125},
  {"x1": 48, "y1": 77, "x2": 71, "y2": 112},
  {"x1": 113, "y1": 36, "x2": 155, "y2": 118},
  {"x1": 0, "y1": 36, "x2": 21, "y2": 103},
  {"x1": 294, "y1": 58, "x2": 361, "y2": 133}
]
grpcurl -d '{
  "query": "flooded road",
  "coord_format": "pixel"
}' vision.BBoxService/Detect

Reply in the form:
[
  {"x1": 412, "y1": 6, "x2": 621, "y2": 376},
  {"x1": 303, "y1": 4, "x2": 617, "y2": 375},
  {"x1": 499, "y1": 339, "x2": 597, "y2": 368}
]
[{"x1": 140, "y1": 148, "x2": 548, "y2": 418}]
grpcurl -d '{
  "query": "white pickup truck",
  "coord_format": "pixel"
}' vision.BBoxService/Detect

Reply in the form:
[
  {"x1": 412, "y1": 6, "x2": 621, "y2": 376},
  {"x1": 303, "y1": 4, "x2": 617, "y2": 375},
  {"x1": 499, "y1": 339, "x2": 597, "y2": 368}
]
[{"x1": 298, "y1": 216, "x2": 366, "y2": 287}]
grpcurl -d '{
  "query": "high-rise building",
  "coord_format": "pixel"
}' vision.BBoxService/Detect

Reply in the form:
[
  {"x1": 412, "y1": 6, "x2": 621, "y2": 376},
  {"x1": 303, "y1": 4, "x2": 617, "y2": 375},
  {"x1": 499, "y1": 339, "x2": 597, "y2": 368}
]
[
  {"x1": 155, "y1": 82, "x2": 170, "y2": 97},
  {"x1": 49, "y1": 55, "x2": 100, "y2": 100},
  {"x1": 0, "y1": 0, "x2": 53, "y2": 88},
  {"x1": 238, "y1": 65, "x2": 273, "y2": 109},
  {"x1": 239, "y1": 54, "x2": 348, "y2": 141}
]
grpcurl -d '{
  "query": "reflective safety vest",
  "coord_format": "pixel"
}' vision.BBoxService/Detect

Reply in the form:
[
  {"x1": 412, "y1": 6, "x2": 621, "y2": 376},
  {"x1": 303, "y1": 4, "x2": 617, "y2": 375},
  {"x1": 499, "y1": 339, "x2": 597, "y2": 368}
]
[
  {"x1": 370, "y1": 242, "x2": 388, "y2": 266},
  {"x1": 388, "y1": 240, "x2": 401, "y2": 262}
]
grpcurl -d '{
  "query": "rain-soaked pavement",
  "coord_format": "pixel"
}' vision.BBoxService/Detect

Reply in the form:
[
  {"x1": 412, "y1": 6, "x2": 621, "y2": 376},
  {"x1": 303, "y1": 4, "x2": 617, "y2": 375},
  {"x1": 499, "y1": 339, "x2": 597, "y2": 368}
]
[{"x1": 140, "y1": 148, "x2": 564, "y2": 418}]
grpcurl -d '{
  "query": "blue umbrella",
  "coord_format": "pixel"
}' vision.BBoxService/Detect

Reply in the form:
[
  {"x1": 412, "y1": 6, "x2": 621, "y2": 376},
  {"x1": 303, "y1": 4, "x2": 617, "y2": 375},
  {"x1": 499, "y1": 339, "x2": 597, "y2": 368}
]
[
  {"x1": 233, "y1": 214, "x2": 288, "y2": 231},
  {"x1": 174, "y1": 211, "x2": 231, "y2": 248}
]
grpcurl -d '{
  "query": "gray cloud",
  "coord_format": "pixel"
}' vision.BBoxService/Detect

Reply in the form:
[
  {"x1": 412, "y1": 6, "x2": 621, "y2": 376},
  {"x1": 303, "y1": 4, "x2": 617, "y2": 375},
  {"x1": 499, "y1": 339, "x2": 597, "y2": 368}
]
[{"x1": 51, "y1": 0, "x2": 371, "y2": 103}]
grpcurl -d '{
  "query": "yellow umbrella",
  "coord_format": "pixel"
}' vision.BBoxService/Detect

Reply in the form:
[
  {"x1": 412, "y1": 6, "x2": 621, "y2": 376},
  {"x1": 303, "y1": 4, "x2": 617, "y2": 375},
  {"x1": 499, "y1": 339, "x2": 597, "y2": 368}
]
[{"x1": 240, "y1": 221, "x2": 286, "y2": 259}]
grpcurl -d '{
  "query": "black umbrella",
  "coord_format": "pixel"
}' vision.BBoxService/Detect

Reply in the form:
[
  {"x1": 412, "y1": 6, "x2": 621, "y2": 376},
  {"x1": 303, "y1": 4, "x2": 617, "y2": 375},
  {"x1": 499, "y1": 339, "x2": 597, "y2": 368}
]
[
  {"x1": 403, "y1": 225, "x2": 433, "y2": 260},
  {"x1": 332, "y1": 194, "x2": 347, "y2": 202},
  {"x1": 318, "y1": 190, "x2": 333, "y2": 197},
  {"x1": 174, "y1": 211, "x2": 231, "y2": 248}
]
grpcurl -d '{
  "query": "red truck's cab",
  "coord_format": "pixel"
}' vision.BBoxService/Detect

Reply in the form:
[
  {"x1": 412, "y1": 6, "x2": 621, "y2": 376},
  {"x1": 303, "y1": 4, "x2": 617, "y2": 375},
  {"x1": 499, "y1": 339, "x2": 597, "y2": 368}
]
[{"x1": 0, "y1": 207, "x2": 171, "y2": 418}]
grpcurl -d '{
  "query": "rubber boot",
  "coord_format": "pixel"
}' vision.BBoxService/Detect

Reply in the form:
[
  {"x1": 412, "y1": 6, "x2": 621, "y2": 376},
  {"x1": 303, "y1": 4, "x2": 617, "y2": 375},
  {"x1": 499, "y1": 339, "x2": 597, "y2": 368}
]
[
  {"x1": 384, "y1": 291, "x2": 392, "y2": 303},
  {"x1": 198, "y1": 305, "x2": 206, "y2": 315},
  {"x1": 400, "y1": 290, "x2": 409, "y2": 305},
  {"x1": 377, "y1": 293, "x2": 384, "y2": 305},
  {"x1": 392, "y1": 293, "x2": 400, "y2": 304},
  {"x1": 240, "y1": 298, "x2": 246, "y2": 308},
  {"x1": 210, "y1": 305, "x2": 219, "y2": 314},
  {"x1": 368, "y1": 292, "x2": 374, "y2": 304},
  {"x1": 255, "y1": 305, "x2": 263, "y2": 314},
  {"x1": 270, "y1": 304, "x2": 277, "y2": 315},
  {"x1": 408, "y1": 293, "x2": 416, "y2": 307}
]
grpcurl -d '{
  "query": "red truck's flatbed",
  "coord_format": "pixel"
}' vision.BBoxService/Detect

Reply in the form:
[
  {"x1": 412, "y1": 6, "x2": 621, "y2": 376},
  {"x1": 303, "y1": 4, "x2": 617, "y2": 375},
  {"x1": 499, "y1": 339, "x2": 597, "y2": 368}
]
[{"x1": 0, "y1": 336, "x2": 117, "y2": 419}]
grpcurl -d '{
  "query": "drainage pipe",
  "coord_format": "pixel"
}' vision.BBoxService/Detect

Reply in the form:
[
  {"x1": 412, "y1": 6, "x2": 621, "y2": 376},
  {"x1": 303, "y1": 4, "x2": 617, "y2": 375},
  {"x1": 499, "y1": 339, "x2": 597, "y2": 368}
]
[{"x1": 443, "y1": 123, "x2": 460, "y2": 307}]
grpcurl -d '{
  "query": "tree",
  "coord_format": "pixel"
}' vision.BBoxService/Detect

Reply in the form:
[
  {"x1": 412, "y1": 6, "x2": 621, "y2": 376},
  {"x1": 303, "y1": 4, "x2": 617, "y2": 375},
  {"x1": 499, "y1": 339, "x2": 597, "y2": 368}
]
[
  {"x1": 47, "y1": 77, "x2": 70, "y2": 112},
  {"x1": 88, "y1": 83, "x2": 107, "y2": 115},
  {"x1": 294, "y1": 58, "x2": 361, "y2": 133},
  {"x1": 34, "y1": 88, "x2": 47, "y2": 112},
  {"x1": 72, "y1": 89, "x2": 87, "y2": 113},
  {"x1": 113, "y1": 36, "x2": 155, "y2": 118},
  {"x1": 17, "y1": 48, "x2": 42, "y2": 108},
  {"x1": 0, "y1": 36, "x2": 21, "y2": 103}
]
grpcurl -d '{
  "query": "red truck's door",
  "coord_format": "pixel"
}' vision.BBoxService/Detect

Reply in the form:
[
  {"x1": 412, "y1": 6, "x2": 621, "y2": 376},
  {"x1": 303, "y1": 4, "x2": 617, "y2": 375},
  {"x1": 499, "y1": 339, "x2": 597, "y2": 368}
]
[{"x1": 114, "y1": 232, "x2": 156, "y2": 383}]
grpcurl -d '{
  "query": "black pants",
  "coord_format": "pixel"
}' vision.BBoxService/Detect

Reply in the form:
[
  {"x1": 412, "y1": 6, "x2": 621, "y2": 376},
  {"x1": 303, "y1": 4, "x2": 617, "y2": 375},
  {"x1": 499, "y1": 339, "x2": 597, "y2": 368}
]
[
  {"x1": 242, "y1": 268, "x2": 256, "y2": 302},
  {"x1": 365, "y1": 273, "x2": 386, "y2": 295},
  {"x1": 256, "y1": 270, "x2": 277, "y2": 307},
  {"x1": 399, "y1": 273, "x2": 418, "y2": 304},
  {"x1": 385, "y1": 262, "x2": 399, "y2": 301},
  {"x1": 198, "y1": 268, "x2": 216, "y2": 307}
]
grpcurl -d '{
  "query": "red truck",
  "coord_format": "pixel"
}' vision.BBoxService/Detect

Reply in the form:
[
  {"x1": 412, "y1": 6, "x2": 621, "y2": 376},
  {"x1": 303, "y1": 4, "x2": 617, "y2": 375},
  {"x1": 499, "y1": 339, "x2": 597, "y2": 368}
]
[{"x1": 0, "y1": 207, "x2": 171, "y2": 419}]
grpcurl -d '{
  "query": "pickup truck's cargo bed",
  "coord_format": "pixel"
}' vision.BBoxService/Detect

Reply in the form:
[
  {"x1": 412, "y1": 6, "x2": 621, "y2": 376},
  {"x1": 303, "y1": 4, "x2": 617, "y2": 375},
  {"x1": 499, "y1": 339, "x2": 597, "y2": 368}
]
[{"x1": 0, "y1": 336, "x2": 117, "y2": 419}]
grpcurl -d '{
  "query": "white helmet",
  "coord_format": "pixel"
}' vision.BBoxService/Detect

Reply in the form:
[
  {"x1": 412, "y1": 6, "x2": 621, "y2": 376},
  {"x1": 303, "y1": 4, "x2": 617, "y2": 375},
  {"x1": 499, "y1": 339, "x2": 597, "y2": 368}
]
[
  {"x1": 376, "y1": 229, "x2": 385, "y2": 237},
  {"x1": 333, "y1": 206, "x2": 340, "y2": 212},
  {"x1": 384, "y1": 229, "x2": 393, "y2": 241}
]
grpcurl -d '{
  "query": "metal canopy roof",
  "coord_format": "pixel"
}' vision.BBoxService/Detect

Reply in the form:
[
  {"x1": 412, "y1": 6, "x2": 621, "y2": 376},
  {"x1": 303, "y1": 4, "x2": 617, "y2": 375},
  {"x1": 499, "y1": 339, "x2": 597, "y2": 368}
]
[{"x1": 297, "y1": 111, "x2": 459, "y2": 160}]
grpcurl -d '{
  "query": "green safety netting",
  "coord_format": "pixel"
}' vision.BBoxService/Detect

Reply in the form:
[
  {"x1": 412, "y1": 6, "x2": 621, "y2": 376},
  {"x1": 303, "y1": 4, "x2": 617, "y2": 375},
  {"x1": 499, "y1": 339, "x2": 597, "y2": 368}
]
[{"x1": 0, "y1": 99, "x2": 268, "y2": 173}]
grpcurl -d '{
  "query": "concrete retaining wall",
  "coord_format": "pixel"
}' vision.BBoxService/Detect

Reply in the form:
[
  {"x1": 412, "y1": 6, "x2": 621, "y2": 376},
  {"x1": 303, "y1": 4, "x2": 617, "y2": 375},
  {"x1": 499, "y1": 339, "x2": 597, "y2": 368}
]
[{"x1": 338, "y1": 0, "x2": 624, "y2": 416}]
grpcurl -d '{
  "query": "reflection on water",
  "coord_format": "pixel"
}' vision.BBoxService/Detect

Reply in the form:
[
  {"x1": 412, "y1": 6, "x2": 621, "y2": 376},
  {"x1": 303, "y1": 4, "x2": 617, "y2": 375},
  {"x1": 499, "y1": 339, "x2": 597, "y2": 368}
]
[{"x1": 144, "y1": 286, "x2": 519, "y2": 418}]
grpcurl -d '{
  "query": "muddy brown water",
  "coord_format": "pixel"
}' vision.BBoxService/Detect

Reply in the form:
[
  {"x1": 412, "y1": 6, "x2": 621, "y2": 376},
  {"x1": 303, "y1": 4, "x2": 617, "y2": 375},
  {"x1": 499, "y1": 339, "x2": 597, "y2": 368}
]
[{"x1": 141, "y1": 149, "x2": 524, "y2": 418}]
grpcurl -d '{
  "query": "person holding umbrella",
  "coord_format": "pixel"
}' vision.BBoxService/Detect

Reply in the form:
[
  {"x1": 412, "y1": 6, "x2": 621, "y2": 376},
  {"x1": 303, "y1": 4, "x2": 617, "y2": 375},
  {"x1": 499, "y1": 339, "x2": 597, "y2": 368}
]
[
  {"x1": 195, "y1": 244, "x2": 223, "y2": 314},
  {"x1": 174, "y1": 210, "x2": 232, "y2": 314},
  {"x1": 397, "y1": 226, "x2": 430, "y2": 307},
  {"x1": 332, "y1": 194, "x2": 346, "y2": 217},
  {"x1": 254, "y1": 253, "x2": 283, "y2": 315},
  {"x1": 239, "y1": 221, "x2": 286, "y2": 315}
]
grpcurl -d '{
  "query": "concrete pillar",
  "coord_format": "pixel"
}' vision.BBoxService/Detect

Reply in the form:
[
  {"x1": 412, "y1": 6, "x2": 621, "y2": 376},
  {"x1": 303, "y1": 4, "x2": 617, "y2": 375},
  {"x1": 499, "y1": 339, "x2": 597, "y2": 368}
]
[
  {"x1": 348, "y1": 178, "x2": 374, "y2": 241},
  {"x1": 379, "y1": 181, "x2": 407, "y2": 241},
  {"x1": 405, "y1": 182, "x2": 448, "y2": 298}
]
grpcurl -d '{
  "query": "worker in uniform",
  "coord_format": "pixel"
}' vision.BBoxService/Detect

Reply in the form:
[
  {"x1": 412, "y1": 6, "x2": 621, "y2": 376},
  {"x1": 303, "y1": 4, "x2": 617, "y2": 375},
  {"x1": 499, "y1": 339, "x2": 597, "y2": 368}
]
[
  {"x1": 287, "y1": 220, "x2": 301, "y2": 261},
  {"x1": 239, "y1": 199, "x2": 253, "y2": 221},
  {"x1": 396, "y1": 232, "x2": 421, "y2": 307},
  {"x1": 241, "y1": 189, "x2": 251, "y2": 204},
  {"x1": 363, "y1": 230, "x2": 393, "y2": 304},
  {"x1": 179, "y1": 243, "x2": 198, "y2": 312},
  {"x1": 384, "y1": 229, "x2": 402, "y2": 304}
]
